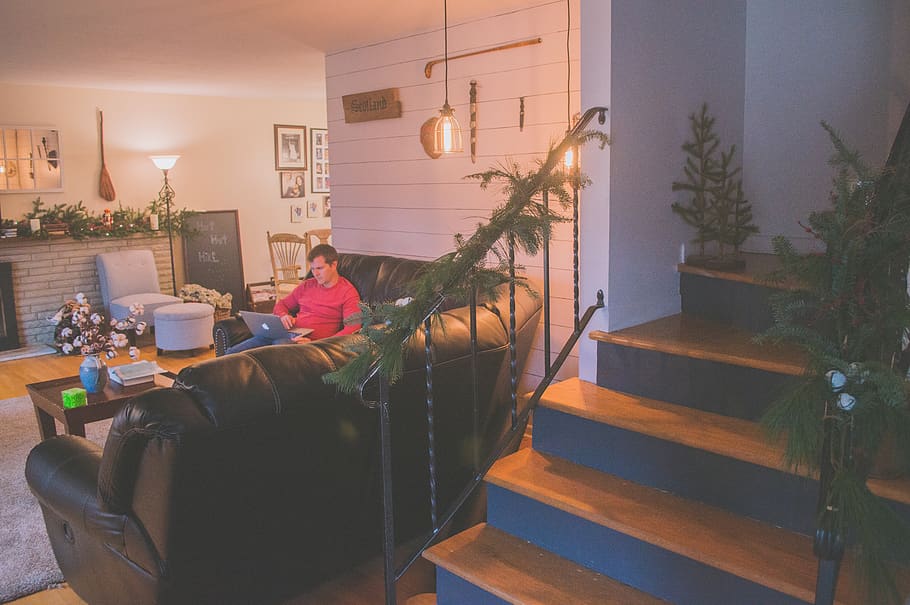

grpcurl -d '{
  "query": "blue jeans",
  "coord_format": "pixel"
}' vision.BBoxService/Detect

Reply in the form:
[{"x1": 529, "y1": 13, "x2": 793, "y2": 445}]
[{"x1": 225, "y1": 334, "x2": 294, "y2": 354}]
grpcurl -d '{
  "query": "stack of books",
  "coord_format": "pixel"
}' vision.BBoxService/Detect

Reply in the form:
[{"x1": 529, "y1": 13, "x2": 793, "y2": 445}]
[{"x1": 108, "y1": 360, "x2": 163, "y2": 386}]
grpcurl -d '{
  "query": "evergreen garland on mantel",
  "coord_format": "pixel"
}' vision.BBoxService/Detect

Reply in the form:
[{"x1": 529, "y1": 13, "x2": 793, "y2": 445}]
[
  {"x1": 324, "y1": 129, "x2": 609, "y2": 395},
  {"x1": 762, "y1": 121, "x2": 910, "y2": 604},
  {"x1": 7, "y1": 198, "x2": 197, "y2": 240}
]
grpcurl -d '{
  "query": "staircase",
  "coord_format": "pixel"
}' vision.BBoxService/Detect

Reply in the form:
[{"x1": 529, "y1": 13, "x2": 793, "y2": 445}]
[{"x1": 412, "y1": 256, "x2": 910, "y2": 604}]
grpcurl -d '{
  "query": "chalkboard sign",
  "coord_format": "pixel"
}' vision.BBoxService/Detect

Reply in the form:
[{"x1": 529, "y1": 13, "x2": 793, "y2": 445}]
[{"x1": 182, "y1": 210, "x2": 245, "y2": 313}]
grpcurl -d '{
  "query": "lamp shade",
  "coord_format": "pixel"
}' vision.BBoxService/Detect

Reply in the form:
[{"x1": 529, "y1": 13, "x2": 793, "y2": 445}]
[
  {"x1": 433, "y1": 103, "x2": 463, "y2": 154},
  {"x1": 150, "y1": 155, "x2": 180, "y2": 171}
]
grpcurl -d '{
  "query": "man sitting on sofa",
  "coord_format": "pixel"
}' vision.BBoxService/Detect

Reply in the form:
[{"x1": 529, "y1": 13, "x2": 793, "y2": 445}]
[{"x1": 227, "y1": 243, "x2": 361, "y2": 353}]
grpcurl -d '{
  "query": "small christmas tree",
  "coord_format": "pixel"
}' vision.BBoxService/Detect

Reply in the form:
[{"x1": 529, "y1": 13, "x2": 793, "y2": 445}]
[
  {"x1": 709, "y1": 144, "x2": 757, "y2": 269},
  {"x1": 672, "y1": 104, "x2": 757, "y2": 269},
  {"x1": 672, "y1": 104, "x2": 720, "y2": 263}
]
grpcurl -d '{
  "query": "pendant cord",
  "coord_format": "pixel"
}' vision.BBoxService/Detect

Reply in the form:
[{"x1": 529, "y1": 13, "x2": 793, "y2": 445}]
[
  {"x1": 444, "y1": 0, "x2": 449, "y2": 106},
  {"x1": 566, "y1": 0, "x2": 571, "y2": 127}
]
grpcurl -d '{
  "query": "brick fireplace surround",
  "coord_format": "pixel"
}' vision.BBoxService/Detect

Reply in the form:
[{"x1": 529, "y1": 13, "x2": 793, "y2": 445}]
[{"x1": 0, "y1": 234, "x2": 174, "y2": 347}]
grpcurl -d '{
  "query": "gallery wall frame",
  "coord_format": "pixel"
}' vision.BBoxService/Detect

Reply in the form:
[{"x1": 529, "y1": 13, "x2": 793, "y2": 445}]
[
  {"x1": 306, "y1": 197, "x2": 322, "y2": 218},
  {"x1": 279, "y1": 171, "x2": 306, "y2": 198},
  {"x1": 310, "y1": 128, "x2": 329, "y2": 193},
  {"x1": 274, "y1": 124, "x2": 307, "y2": 170}
]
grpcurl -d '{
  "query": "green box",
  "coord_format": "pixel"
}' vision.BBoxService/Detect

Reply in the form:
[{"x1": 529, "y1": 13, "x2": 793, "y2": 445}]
[{"x1": 61, "y1": 387, "x2": 87, "y2": 409}]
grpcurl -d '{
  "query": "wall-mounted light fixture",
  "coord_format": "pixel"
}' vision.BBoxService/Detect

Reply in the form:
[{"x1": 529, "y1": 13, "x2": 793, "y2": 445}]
[{"x1": 433, "y1": 0, "x2": 463, "y2": 154}]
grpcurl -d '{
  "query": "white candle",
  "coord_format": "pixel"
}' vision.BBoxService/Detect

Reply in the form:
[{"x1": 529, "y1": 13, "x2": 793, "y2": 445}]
[
  {"x1": 29, "y1": 218, "x2": 41, "y2": 233},
  {"x1": 149, "y1": 214, "x2": 159, "y2": 230}
]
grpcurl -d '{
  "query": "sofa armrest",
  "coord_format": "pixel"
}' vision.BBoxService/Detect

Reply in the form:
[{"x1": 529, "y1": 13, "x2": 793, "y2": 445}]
[
  {"x1": 26, "y1": 435, "x2": 102, "y2": 520},
  {"x1": 23, "y1": 435, "x2": 132, "y2": 544},
  {"x1": 213, "y1": 316, "x2": 252, "y2": 356},
  {"x1": 26, "y1": 436, "x2": 165, "y2": 587}
]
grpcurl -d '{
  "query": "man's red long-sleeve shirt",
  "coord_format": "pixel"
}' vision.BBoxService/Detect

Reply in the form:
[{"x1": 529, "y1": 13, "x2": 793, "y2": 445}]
[{"x1": 272, "y1": 276, "x2": 361, "y2": 340}]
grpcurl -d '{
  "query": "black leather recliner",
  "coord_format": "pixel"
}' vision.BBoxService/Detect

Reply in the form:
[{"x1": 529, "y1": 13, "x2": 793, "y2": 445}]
[{"x1": 25, "y1": 253, "x2": 541, "y2": 605}]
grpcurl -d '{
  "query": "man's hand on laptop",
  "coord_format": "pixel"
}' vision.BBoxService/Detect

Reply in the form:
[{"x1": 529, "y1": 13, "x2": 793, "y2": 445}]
[{"x1": 280, "y1": 314, "x2": 295, "y2": 329}]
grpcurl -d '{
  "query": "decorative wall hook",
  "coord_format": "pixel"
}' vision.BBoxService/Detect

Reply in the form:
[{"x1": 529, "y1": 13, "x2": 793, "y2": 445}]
[
  {"x1": 470, "y1": 80, "x2": 477, "y2": 163},
  {"x1": 519, "y1": 97, "x2": 525, "y2": 131}
]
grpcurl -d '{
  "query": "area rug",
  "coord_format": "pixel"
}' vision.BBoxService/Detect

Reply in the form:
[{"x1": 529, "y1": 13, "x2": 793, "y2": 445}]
[{"x1": 0, "y1": 396, "x2": 110, "y2": 603}]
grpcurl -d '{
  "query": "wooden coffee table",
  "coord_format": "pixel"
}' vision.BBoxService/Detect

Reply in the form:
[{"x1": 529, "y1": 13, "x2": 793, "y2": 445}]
[{"x1": 27, "y1": 371, "x2": 177, "y2": 441}]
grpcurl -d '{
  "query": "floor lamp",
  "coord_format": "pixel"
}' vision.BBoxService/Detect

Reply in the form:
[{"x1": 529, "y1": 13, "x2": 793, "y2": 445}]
[{"x1": 149, "y1": 155, "x2": 180, "y2": 296}]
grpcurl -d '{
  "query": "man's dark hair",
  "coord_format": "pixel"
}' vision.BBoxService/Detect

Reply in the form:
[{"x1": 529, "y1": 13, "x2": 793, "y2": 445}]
[{"x1": 308, "y1": 243, "x2": 338, "y2": 264}]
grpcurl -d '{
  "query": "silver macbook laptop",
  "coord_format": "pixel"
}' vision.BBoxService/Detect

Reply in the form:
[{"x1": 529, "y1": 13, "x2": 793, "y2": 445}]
[{"x1": 239, "y1": 311, "x2": 314, "y2": 340}]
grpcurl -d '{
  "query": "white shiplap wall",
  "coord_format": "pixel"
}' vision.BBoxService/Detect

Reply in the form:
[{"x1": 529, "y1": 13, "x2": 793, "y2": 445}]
[{"x1": 325, "y1": 0, "x2": 583, "y2": 387}]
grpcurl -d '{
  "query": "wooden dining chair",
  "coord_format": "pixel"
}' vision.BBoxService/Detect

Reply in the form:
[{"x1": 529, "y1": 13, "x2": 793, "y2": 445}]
[
  {"x1": 304, "y1": 229, "x2": 332, "y2": 270},
  {"x1": 267, "y1": 231, "x2": 307, "y2": 296}
]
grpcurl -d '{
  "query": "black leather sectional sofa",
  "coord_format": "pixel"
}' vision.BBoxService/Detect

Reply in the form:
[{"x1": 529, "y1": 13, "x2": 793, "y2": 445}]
[{"x1": 26, "y1": 253, "x2": 541, "y2": 605}]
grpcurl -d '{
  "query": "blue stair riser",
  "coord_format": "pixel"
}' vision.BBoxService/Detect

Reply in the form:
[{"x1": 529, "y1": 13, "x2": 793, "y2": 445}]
[
  {"x1": 486, "y1": 485, "x2": 807, "y2": 605},
  {"x1": 534, "y1": 407, "x2": 819, "y2": 535},
  {"x1": 436, "y1": 568, "x2": 509, "y2": 605},
  {"x1": 597, "y1": 342, "x2": 797, "y2": 421},
  {"x1": 680, "y1": 273, "x2": 775, "y2": 332}
]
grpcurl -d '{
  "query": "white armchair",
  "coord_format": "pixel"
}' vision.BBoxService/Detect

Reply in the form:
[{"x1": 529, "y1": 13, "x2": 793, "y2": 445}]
[{"x1": 95, "y1": 250, "x2": 182, "y2": 325}]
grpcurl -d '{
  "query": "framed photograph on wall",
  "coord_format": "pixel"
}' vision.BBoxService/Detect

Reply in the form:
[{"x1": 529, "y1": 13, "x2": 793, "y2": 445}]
[
  {"x1": 279, "y1": 171, "x2": 305, "y2": 198},
  {"x1": 307, "y1": 198, "x2": 323, "y2": 218},
  {"x1": 323, "y1": 195, "x2": 331, "y2": 217},
  {"x1": 274, "y1": 124, "x2": 307, "y2": 170},
  {"x1": 310, "y1": 128, "x2": 329, "y2": 193},
  {"x1": 290, "y1": 204, "x2": 305, "y2": 223}
]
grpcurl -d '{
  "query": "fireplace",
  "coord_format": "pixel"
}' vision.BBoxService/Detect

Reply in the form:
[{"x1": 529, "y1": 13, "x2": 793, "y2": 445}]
[{"x1": 0, "y1": 262, "x2": 19, "y2": 351}]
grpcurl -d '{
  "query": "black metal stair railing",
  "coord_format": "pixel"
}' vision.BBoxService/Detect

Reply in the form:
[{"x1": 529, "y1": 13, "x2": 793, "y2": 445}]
[
  {"x1": 357, "y1": 107, "x2": 608, "y2": 605},
  {"x1": 813, "y1": 408, "x2": 847, "y2": 605}
]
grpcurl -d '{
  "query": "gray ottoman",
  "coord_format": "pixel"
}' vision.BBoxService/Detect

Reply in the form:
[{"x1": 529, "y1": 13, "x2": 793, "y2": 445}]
[{"x1": 154, "y1": 302, "x2": 214, "y2": 354}]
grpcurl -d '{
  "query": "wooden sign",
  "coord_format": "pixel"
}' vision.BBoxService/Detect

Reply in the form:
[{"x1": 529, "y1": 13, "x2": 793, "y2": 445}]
[{"x1": 342, "y1": 88, "x2": 402, "y2": 123}]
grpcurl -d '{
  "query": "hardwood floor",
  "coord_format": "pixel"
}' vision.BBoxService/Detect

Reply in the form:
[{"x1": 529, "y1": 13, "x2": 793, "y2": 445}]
[
  {"x1": 4, "y1": 342, "x2": 436, "y2": 605},
  {"x1": 9, "y1": 555, "x2": 435, "y2": 604},
  {"x1": 0, "y1": 340, "x2": 214, "y2": 400}
]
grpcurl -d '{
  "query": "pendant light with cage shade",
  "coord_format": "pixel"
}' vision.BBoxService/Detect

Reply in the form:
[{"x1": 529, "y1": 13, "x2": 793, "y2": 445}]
[{"x1": 433, "y1": 0, "x2": 463, "y2": 154}]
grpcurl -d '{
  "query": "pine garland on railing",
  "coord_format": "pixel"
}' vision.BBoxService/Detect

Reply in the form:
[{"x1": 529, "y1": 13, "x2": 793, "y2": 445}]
[
  {"x1": 761, "y1": 121, "x2": 910, "y2": 604},
  {"x1": 324, "y1": 127, "x2": 608, "y2": 395}
]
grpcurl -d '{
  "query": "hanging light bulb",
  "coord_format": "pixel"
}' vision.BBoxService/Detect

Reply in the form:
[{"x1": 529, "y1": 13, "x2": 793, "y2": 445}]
[{"x1": 433, "y1": 0, "x2": 463, "y2": 154}]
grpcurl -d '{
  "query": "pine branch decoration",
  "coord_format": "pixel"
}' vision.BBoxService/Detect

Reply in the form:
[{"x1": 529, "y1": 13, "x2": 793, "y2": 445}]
[
  {"x1": 323, "y1": 129, "x2": 608, "y2": 394},
  {"x1": 762, "y1": 120, "x2": 910, "y2": 603}
]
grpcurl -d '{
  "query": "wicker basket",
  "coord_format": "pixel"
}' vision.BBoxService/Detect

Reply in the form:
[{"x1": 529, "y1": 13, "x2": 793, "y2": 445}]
[{"x1": 214, "y1": 307, "x2": 232, "y2": 322}]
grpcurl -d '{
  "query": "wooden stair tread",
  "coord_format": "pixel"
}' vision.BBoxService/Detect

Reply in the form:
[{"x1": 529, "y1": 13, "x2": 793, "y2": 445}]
[
  {"x1": 424, "y1": 523, "x2": 667, "y2": 605},
  {"x1": 405, "y1": 594, "x2": 436, "y2": 605},
  {"x1": 533, "y1": 378, "x2": 910, "y2": 506},
  {"x1": 867, "y1": 474, "x2": 910, "y2": 506},
  {"x1": 677, "y1": 252, "x2": 800, "y2": 289},
  {"x1": 589, "y1": 313, "x2": 807, "y2": 375},
  {"x1": 487, "y1": 448, "x2": 870, "y2": 604}
]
